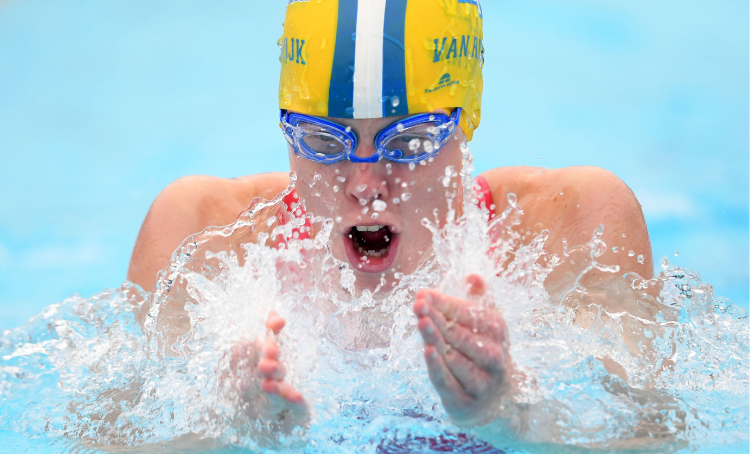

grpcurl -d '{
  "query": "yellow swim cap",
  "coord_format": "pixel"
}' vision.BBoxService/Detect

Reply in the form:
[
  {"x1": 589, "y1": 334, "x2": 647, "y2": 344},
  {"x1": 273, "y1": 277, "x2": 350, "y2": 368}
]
[{"x1": 278, "y1": 0, "x2": 484, "y2": 140}]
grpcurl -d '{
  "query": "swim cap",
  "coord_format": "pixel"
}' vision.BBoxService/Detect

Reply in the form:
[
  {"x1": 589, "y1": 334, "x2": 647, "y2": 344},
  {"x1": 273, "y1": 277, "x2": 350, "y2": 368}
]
[{"x1": 278, "y1": 0, "x2": 484, "y2": 140}]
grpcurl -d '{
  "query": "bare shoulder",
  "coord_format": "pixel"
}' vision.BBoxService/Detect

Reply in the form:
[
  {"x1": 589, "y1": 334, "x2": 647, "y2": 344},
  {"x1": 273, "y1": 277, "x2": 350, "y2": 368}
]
[
  {"x1": 479, "y1": 166, "x2": 652, "y2": 282},
  {"x1": 127, "y1": 172, "x2": 289, "y2": 291}
]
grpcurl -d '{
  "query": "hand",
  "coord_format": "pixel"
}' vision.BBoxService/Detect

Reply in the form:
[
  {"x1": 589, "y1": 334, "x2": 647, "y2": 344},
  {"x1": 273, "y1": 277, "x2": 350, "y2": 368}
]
[
  {"x1": 230, "y1": 311, "x2": 309, "y2": 431},
  {"x1": 413, "y1": 274, "x2": 514, "y2": 425}
]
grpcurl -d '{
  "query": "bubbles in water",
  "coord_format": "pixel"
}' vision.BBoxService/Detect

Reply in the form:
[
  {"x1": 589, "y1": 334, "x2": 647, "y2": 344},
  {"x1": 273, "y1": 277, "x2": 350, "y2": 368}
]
[
  {"x1": 408, "y1": 138, "x2": 421, "y2": 151},
  {"x1": 372, "y1": 200, "x2": 387, "y2": 212}
]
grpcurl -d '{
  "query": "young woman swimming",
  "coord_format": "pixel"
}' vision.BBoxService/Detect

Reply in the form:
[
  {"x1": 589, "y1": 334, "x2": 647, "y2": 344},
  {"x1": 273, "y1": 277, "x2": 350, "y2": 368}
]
[{"x1": 127, "y1": 0, "x2": 651, "y2": 429}]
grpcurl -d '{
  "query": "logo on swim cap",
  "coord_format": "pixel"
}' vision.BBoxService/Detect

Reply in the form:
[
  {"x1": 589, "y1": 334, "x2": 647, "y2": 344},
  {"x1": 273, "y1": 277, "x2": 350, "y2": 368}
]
[{"x1": 278, "y1": 0, "x2": 484, "y2": 140}]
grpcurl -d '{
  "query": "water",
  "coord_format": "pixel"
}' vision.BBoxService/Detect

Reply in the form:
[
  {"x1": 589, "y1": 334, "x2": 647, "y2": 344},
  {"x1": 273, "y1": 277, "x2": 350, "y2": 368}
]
[{"x1": 0, "y1": 150, "x2": 747, "y2": 453}]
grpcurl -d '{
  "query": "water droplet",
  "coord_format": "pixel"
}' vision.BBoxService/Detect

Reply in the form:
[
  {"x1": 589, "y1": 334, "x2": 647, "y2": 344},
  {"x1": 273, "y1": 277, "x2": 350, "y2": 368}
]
[
  {"x1": 612, "y1": 247, "x2": 619, "y2": 252},
  {"x1": 391, "y1": 96, "x2": 400, "y2": 107},
  {"x1": 335, "y1": 216, "x2": 342, "y2": 223},
  {"x1": 345, "y1": 126, "x2": 352, "y2": 133},
  {"x1": 392, "y1": 198, "x2": 400, "y2": 204},
  {"x1": 423, "y1": 140, "x2": 434, "y2": 153},
  {"x1": 674, "y1": 251, "x2": 679, "y2": 257},
  {"x1": 401, "y1": 193, "x2": 411, "y2": 201},
  {"x1": 333, "y1": 185, "x2": 339, "y2": 192},
  {"x1": 371, "y1": 212, "x2": 379, "y2": 219},
  {"x1": 628, "y1": 250, "x2": 635, "y2": 257},
  {"x1": 372, "y1": 200, "x2": 387, "y2": 212},
  {"x1": 660, "y1": 257, "x2": 670, "y2": 270},
  {"x1": 637, "y1": 254, "x2": 644, "y2": 264},
  {"x1": 336, "y1": 176, "x2": 346, "y2": 183},
  {"x1": 622, "y1": 233, "x2": 626, "y2": 238},
  {"x1": 356, "y1": 184, "x2": 367, "y2": 193},
  {"x1": 396, "y1": 123, "x2": 405, "y2": 132},
  {"x1": 408, "y1": 138, "x2": 420, "y2": 151},
  {"x1": 265, "y1": 217, "x2": 277, "y2": 227},
  {"x1": 361, "y1": 206, "x2": 369, "y2": 214},
  {"x1": 408, "y1": 162, "x2": 416, "y2": 171}
]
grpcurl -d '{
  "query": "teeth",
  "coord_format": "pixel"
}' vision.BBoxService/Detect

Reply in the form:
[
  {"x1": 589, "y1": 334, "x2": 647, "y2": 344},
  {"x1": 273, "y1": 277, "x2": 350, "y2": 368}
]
[
  {"x1": 356, "y1": 245, "x2": 388, "y2": 258},
  {"x1": 355, "y1": 224, "x2": 385, "y2": 232}
]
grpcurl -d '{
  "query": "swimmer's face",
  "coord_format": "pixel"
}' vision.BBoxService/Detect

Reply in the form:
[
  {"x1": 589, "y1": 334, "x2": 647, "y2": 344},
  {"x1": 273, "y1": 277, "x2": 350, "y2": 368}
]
[{"x1": 289, "y1": 110, "x2": 464, "y2": 291}]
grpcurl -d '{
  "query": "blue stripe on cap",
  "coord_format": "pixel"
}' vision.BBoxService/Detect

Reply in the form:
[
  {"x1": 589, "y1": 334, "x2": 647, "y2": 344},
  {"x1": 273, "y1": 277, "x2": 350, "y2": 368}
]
[
  {"x1": 328, "y1": 0, "x2": 358, "y2": 118},
  {"x1": 458, "y1": 0, "x2": 482, "y2": 18},
  {"x1": 382, "y1": 0, "x2": 408, "y2": 117}
]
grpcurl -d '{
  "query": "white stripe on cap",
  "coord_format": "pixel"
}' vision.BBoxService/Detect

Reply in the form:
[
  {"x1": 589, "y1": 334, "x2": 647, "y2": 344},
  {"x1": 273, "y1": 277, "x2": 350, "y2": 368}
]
[{"x1": 352, "y1": 0, "x2": 386, "y2": 119}]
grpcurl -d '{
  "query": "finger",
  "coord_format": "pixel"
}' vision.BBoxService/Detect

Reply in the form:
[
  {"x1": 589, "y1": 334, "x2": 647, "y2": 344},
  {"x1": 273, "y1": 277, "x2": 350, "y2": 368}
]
[
  {"x1": 466, "y1": 274, "x2": 486, "y2": 297},
  {"x1": 259, "y1": 357, "x2": 287, "y2": 380},
  {"x1": 266, "y1": 311, "x2": 286, "y2": 335},
  {"x1": 424, "y1": 344, "x2": 473, "y2": 406},
  {"x1": 419, "y1": 316, "x2": 491, "y2": 397},
  {"x1": 417, "y1": 290, "x2": 506, "y2": 337},
  {"x1": 419, "y1": 306, "x2": 506, "y2": 374},
  {"x1": 261, "y1": 379, "x2": 305, "y2": 405},
  {"x1": 264, "y1": 338, "x2": 280, "y2": 360}
]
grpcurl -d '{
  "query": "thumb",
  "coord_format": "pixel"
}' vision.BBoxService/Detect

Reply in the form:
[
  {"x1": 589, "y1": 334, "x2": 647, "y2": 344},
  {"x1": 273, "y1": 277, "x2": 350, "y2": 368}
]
[
  {"x1": 265, "y1": 311, "x2": 286, "y2": 335},
  {"x1": 466, "y1": 274, "x2": 486, "y2": 297}
]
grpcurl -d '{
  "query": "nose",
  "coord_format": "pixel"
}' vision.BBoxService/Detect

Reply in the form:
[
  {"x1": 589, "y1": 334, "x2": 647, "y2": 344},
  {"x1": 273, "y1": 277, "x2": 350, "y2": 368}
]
[
  {"x1": 349, "y1": 137, "x2": 379, "y2": 163},
  {"x1": 343, "y1": 161, "x2": 390, "y2": 206}
]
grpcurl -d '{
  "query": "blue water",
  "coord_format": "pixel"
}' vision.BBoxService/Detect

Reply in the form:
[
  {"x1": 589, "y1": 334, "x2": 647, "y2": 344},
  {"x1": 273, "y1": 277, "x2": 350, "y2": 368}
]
[{"x1": 0, "y1": 0, "x2": 748, "y2": 452}]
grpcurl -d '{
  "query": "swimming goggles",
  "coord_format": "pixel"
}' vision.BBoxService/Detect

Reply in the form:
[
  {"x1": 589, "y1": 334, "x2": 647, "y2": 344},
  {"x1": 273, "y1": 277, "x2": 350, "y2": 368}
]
[{"x1": 279, "y1": 108, "x2": 461, "y2": 164}]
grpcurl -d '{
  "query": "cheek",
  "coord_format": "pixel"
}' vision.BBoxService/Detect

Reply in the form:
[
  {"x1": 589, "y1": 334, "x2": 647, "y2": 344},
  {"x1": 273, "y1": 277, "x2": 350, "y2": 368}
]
[{"x1": 294, "y1": 162, "x2": 346, "y2": 216}]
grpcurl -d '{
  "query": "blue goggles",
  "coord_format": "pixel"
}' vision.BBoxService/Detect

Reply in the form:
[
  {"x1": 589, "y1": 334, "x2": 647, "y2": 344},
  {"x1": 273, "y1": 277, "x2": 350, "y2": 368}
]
[{"x1": 280, "y1": 108, "x2": 461, "y2": 164}]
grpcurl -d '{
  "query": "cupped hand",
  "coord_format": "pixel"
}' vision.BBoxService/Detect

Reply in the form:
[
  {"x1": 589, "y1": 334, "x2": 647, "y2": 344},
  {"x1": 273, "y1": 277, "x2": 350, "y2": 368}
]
[
  {"x1": 413, "y1": 274, "x2": 514, "y2": 425},
  {"x1": 230, "y1": 311, "x2": 308, "y2": 430}
]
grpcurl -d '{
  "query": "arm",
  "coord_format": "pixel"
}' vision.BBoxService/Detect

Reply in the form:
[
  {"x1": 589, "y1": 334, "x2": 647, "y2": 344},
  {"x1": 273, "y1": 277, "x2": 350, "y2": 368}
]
[
  {"x1": 480, "y1": 166, "x2": 652, "y2": 289},
  {"x1": 126, "y1": 173, "x2": 289, "y2": 291}
]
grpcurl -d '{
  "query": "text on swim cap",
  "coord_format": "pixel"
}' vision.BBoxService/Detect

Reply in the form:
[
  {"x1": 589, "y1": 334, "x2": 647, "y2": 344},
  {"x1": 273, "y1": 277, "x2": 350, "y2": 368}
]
[
  {"x1": 433, "y1": 35, "x2": 484, "y2": 63},
  {"x1": 281, "y1": 37, "x2": 306, "y2": 65}
]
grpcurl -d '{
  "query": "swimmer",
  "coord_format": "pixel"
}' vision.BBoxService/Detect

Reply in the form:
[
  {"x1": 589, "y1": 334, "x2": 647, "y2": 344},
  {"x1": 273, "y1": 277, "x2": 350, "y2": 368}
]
[{"x1": 127, "y1": 0, "x2": 651, "y2": 431}]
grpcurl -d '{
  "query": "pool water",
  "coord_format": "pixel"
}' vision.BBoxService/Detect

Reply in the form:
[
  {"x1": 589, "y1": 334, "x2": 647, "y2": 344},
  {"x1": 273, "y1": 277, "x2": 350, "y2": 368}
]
[{"x1": 1, "y1": 152, "x2": 748, "y2": 453}]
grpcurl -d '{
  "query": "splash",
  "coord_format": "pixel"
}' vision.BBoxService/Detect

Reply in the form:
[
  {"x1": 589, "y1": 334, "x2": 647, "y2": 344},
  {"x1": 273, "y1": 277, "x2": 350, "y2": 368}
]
[{"x1": 0, "y1": 151, "x2": 747, "y2": 453}]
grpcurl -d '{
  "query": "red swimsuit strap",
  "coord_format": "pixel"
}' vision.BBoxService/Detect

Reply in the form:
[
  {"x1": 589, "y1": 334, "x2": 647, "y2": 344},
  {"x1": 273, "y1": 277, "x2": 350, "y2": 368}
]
[{"x1": 473, "y1": 175, "x2": 496, "y2": 220}]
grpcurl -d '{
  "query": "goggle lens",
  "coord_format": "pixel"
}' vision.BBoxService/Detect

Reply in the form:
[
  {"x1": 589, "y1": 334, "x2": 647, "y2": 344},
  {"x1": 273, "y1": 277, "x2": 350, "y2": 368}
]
[{"x1": 296, "y1": 121, "x2": 348, "y2": 156}]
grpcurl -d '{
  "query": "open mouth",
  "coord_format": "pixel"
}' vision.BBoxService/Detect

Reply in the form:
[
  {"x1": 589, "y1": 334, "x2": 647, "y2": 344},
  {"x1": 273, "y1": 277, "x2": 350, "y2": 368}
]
[{"x1": 343, "y1": 224, "x2": 399, "y2": 272}]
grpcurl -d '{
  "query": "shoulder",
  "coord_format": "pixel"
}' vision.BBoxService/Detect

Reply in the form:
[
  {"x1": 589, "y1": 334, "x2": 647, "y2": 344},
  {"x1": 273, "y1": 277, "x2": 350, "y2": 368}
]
[
  {"x1": 127, "y1": 172, "x2": 289, "y2": 291},
  {"x1": 479, "y1": 166, "x2": 652, "y2": 282}
]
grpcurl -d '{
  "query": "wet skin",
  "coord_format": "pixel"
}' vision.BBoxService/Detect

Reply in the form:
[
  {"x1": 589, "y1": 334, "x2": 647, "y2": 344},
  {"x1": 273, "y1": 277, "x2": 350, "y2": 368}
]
[{"x1": 127, "y1": 112, "x2": 653, "y2": 426}]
